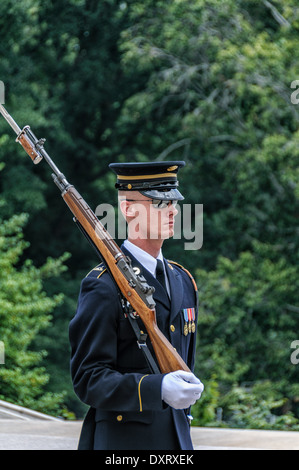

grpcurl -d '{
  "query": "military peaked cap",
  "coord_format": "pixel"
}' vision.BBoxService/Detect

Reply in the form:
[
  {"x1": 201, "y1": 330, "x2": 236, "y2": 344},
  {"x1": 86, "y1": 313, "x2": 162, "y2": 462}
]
[{"x1": 109, "y1": 161, "x2": 185, "y2": 201}]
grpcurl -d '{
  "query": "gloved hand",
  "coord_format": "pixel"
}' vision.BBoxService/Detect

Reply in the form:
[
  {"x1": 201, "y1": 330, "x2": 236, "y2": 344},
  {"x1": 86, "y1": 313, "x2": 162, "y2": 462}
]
[{"x1": 161, "y1": 370, "x2": 204, "y2": 409}]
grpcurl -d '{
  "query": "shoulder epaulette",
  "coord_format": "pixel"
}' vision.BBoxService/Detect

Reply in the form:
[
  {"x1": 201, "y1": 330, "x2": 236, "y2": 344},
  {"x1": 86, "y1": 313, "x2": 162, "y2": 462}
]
[
  {"x1": 85, "y1": 262, "x2": 107, "y2": 279},
  {"x1": 167, "y1": 260, "x2": 198, "y2": 292}
]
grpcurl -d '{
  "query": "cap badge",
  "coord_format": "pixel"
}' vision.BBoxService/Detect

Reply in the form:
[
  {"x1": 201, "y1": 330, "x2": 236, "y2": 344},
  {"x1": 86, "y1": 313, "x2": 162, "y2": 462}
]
[{"x1": 167, "y1": 165, "x2": 178, "y2": 171}]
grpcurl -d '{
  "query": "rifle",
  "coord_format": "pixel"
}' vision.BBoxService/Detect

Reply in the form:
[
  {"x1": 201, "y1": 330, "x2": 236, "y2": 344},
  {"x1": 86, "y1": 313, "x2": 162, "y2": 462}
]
[{"x1": 0, "y1": 103, "x2": 190, "y2": 374}]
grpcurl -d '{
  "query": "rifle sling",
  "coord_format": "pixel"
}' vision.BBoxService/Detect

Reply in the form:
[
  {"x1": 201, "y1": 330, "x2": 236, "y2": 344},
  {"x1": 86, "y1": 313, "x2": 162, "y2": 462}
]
[{"x1": 126, "y1": 310, "x2": 160, "y2": 374}]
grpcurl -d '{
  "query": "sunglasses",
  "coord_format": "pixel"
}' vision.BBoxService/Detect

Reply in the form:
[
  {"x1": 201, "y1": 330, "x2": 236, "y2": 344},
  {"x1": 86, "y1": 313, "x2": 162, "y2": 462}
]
[{"x1": 125, "y1": 199, "x2": 178, "y2": 209}]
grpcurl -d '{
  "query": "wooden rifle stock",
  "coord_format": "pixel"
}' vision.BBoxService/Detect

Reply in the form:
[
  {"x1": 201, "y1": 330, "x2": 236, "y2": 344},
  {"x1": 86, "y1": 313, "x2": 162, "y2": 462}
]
[{"x1": 0, "y1": 104, "x2": 190, "y2": 374}]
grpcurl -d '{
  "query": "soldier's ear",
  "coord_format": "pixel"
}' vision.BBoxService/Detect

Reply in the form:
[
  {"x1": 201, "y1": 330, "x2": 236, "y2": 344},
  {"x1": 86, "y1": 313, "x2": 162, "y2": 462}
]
[{"x1": 119, "y1": 199, "x2": 136, "y2": 219}]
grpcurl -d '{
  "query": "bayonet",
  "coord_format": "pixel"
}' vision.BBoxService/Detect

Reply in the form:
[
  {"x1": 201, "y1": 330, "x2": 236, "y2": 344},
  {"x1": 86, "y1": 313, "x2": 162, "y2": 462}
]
[{"x1": 0, "y1": 103, "x2": 21, "y2": 135}]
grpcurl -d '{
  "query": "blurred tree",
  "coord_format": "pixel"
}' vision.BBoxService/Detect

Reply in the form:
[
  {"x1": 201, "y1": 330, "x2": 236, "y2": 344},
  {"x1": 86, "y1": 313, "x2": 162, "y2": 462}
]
[
  {"x1": 0, "y1": 0, "x2": 135, "y2": 415},
  {"x1": 192, "y1": 241, "x2": 299, "y2": 428},
  {"x1": 0, "y1": 195, "x2": 69, "y2": 415},
  {"x1": 118, "y1": 0, "x2": 299, "y2": 426},
  {"x1": 119, "y1": 0, "x2": 299, "y2": 269},
  {"x1": 0, "y1": 0, "x2": 298, "y2": 424}
]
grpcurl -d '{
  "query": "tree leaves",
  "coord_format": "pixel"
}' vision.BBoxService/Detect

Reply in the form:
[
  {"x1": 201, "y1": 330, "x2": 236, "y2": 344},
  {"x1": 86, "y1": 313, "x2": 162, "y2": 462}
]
[{"x1": 0, "y1": 0, "x2": 298, "y2": 424}]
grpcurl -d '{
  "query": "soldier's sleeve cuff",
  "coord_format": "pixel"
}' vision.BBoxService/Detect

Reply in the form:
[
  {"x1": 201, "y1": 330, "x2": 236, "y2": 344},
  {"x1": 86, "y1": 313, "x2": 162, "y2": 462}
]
[{"x1": 137, "y1": 373, "x2": 165, "y2": 412}]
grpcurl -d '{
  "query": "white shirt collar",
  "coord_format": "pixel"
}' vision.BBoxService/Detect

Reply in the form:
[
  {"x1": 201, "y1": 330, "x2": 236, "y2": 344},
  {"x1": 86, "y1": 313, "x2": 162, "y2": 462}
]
[
  {"x1": 123, "y1": 240, "x2": 171, "y2": 297},
  {"x1": 123, "y1": 239, "x2": 163, "y2": 277}
]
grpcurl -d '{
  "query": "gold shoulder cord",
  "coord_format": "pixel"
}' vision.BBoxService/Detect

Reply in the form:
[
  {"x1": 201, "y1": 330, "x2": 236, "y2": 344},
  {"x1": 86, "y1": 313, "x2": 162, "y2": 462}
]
[{"x1": 167, "y1": 260, "x2": 198, "y2": 292}]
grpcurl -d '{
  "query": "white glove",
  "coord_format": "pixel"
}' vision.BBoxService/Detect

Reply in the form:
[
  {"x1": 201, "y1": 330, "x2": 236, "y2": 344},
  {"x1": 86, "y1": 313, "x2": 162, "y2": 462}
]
[{"x1": 161, "y1": 370, "x2": 204, "y2": 410}]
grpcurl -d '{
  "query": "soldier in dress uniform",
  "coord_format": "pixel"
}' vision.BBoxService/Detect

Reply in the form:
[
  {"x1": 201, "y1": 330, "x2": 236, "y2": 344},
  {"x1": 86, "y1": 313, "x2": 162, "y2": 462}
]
[{"x1": 69, "y1": 161, "x2": 204, "y2": 450}]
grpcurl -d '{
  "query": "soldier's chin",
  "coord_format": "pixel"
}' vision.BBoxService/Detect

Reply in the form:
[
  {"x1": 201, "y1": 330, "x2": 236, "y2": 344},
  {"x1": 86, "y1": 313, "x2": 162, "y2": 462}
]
[{"x1": 161, "y1": 227, "x2": 174, "y2": 240}]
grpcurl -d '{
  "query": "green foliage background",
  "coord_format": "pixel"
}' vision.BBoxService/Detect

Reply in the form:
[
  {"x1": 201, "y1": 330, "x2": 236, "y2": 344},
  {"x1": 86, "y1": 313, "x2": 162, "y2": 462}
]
[{"x1": 0, "y1": 0, "x2": 298, "y2": 428}]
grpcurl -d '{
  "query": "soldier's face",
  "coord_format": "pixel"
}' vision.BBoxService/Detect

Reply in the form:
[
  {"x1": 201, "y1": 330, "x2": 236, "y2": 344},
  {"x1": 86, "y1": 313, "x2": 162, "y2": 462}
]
[{"x1": 122, "y1": 194, "x2": 179, "y2": 241}]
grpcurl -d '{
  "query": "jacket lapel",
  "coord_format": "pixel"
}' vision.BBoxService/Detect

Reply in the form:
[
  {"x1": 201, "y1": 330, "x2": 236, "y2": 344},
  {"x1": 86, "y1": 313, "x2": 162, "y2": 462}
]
[{"x1": 164, "y1": 259, "x2": 184, "y2": 323}]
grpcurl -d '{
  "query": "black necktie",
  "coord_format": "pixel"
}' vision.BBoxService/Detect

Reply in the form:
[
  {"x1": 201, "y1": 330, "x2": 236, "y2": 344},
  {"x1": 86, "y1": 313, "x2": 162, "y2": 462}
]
[{"x1": 156, "y1": 259, "x2": 168, "y2": 294}]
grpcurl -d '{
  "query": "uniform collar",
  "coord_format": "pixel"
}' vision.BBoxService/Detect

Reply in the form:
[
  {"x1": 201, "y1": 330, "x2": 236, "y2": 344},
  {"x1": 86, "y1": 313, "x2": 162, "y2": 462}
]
[
  {"x1": 121, "y1": 241, "x2": 171, "y2": 308},
  {"x1": 123, "y1": 239, "x2": 163, "y2": 277},
  {"x1": 121, "y1": 242, "x2": 184, "y2": 321},
  {"x1": 122, "y1": 243, "x2": 185, "y2": 326}
]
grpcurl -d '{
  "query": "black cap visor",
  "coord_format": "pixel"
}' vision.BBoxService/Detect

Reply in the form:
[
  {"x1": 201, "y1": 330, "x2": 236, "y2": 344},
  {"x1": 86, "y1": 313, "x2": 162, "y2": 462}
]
[{"x1": 140, "y1": 188, "x2": 184, "y2": 201}]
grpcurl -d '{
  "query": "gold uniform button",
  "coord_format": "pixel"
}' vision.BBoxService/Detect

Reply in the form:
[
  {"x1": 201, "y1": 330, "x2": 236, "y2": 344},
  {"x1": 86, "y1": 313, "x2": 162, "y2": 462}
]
[
  {"x1": 170, "y1": 325, "x2": 175, "y2": 332},
  {"x1": 116, "y1": 415, "x2": 123, "y2": 422}
]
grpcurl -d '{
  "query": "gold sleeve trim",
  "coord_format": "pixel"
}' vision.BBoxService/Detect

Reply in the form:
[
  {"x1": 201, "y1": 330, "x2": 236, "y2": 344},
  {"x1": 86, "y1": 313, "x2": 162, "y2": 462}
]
[{"x1": 138, "y1": 374, "x2": 149, "y2": 412}]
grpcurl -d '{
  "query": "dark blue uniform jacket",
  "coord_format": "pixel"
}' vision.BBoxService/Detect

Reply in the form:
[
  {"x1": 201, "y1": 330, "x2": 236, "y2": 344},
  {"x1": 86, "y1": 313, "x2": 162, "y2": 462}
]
[{"x1": 69, "y1": 244, "x2": 198, "y2": 450}]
